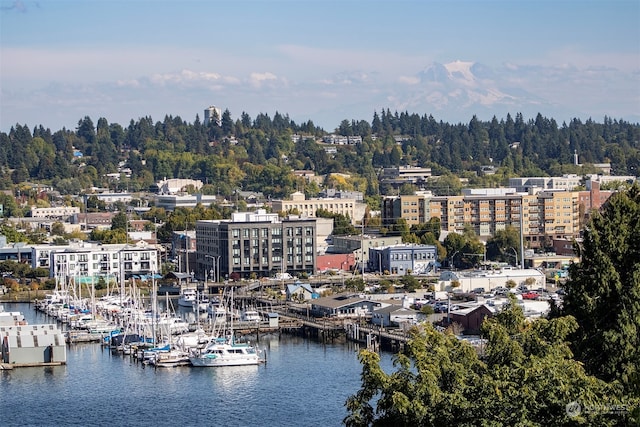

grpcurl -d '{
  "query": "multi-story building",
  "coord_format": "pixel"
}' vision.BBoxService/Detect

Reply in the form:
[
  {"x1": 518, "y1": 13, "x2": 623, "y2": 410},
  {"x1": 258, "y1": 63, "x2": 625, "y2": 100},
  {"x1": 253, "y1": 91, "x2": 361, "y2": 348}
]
[
  {"x1": 154, "y1": 178, "x2": 204, "y2": 195},
  {"x1": 369, "y1": 244, "x2": 438, "y2": 275},
  {"x1": 271, "y1": 191, "x2": 363, "y2": 225},
  {"x1": 29, "y1": 206, "x2": 80, "y2": 219},
  {"x1": 508, "y1": 175, "x2": 583, "y2": 193},
  {"x1": 196, "y1": 209, "x2": 317, "y2": 281},
  {"x1": 0, "y1": 238, "x2": 158, "y2": 280},
  {"x1": 154, "y1": 194, "x2": 219, "y2": 211},
  {"x1": 382, "y1": 187, "x2": 581, "y2": 249},
  {"x1": 50, "y1": 242, "x2": 159, "y2": 281},
  {"x1": 380, "y1": 165, "x2": 433, "y2": 187},
  {"x1": 331, "y1": 234, "x2": 404, "y2": 271}
]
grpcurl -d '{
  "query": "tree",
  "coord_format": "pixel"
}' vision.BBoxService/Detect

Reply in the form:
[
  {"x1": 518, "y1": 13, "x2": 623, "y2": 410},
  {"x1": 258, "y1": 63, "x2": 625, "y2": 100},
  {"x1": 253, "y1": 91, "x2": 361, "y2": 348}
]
[
  {"x1": 485, "y1": 225, "x2": 520, "y2": 263},
  {"x1": 345, "y1": 295, "x2": 636, "y2": 426},
  {"x1": 400, "y1": 274, "x2": 419, "y2": 292},
  {"x1": 50, "y1": 221, "x2": 66, "y2": 236},
  {"x1": 559, "y1": 183, "x2": 640, "y2": 395},
  {"x1": 111, "y1": 211, "x2": 128, "y2": 231}
]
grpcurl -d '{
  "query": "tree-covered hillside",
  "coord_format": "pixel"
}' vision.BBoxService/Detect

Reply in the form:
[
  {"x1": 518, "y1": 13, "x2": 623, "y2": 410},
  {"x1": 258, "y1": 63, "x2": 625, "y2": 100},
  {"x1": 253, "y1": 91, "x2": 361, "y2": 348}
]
[{"x1": 1, "y1": 110, "x2": 638, "y2": 202}]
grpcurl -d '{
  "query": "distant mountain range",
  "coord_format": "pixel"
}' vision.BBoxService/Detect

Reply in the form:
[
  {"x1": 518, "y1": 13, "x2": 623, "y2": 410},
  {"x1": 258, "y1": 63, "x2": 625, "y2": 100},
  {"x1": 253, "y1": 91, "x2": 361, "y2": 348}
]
[{"x1": 309, "y1": 60, "x2": 638, "y2": 128}]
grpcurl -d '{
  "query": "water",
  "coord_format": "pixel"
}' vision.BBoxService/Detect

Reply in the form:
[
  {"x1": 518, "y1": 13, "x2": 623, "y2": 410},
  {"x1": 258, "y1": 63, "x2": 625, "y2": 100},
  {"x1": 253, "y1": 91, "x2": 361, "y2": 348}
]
[{"x1": 1, "y1": 303, "x2": 395, "y2": 427}]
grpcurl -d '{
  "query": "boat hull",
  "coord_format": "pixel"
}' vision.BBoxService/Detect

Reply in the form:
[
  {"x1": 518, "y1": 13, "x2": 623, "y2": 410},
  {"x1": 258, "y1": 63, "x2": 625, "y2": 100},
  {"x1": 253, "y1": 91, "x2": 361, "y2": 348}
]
[{"x1": 189, "y1": 355, "x2": 260, "y2": 367}]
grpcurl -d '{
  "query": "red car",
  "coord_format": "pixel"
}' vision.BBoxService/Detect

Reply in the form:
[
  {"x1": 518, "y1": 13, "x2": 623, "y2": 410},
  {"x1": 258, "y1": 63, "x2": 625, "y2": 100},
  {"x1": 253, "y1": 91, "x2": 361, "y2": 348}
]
[{"x1": 522, "y1": 291, "x2": 539, "y2": 300}]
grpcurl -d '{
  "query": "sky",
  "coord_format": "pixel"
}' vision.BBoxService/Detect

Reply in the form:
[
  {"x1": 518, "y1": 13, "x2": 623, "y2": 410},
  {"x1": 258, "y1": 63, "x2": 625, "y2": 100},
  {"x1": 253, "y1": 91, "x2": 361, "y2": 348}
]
[{"x1": 1, "y1": 0, "x2": 639, "y2": 133}]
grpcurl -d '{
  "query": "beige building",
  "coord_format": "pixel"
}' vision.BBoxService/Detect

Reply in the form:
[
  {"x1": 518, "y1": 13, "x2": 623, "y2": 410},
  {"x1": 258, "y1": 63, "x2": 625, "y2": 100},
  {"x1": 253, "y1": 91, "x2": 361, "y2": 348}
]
[
  {"x1": 271, "y1": 191, "x2": 364, "y2": 225},
  {"x1": 382, "y1": 188, "x2": 581, "y2": 249},
  {"x1": 30, "y1": 206, "x2": 80, "y2": 219}
]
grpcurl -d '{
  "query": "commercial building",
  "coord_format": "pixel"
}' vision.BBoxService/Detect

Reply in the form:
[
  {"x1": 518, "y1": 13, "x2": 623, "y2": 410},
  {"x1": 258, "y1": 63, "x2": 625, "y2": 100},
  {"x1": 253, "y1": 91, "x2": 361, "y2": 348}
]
[
  {"x1": 196, "y1": 209, "x2": 317, "y2": 281},
  {"x1": 1, "y1": 324, "x2": 67, "y2": 366},
  {"x1": 154, "y1": 194, "x2": 219, "y2": 211},
  {"x1": 331, "y1": 234, "x2": 404, "y2": 271},
  {"x1": 369, "y1": 244, "x2": 438, "y2": 275}
]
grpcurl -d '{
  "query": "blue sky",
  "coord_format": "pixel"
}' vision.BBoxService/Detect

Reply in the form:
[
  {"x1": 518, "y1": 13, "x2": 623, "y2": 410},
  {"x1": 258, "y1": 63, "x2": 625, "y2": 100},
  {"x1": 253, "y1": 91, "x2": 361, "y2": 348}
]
[{"x1": 1, "y1": 0, "x2": 639, "y2": 132}]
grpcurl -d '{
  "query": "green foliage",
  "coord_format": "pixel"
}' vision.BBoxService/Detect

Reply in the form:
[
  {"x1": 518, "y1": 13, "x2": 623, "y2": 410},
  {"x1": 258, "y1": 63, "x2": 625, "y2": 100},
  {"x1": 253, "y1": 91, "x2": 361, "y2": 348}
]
[
  {"x1": 559, "y1": 183, "x2": 640, "y2": 395},
  {"x1": 345, "y1": 277, "x2": 365, "y2": 292},
  {"x1": 1, "y1": 113, "x2": 638, "y2": 212},
  {"x1": 89, "y1": 228, "x2": 128, "y2": 244},
  {"x1": 111, "y1": 211, "x2": 128, "y2": 231},
  {"x1": 444, "y1": 228, "x2": 485, "y2": 269},
  {"x1": 400, "y1": 274, "x2": 419, "y2": 292},
  {"x1": 345, "y1": 295, "x2": 637, "y2": 426},
  {"x1": 485, "y1": 225, "x2": 521, "y2": 263},
  {"x1": 317, "y1": 208, "x2": 358, "y2": 235}
]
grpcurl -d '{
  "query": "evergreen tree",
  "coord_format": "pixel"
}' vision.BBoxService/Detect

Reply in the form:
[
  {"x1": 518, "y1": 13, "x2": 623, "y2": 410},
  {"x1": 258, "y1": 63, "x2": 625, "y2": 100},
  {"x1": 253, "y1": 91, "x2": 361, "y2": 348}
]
[{"x1": 559, "y1": 183, "x2": 640, "y2": 395}]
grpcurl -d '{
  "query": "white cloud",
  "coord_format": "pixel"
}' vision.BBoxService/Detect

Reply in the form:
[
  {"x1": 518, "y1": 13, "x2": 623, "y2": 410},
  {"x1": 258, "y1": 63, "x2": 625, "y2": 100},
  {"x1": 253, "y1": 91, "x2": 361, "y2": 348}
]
[
  {"x1": 248, "y1": 72, "x2": 278, "y2": 88},
  {"x1": 398, "y1": 76, "x2": 420, "y2": 85}
]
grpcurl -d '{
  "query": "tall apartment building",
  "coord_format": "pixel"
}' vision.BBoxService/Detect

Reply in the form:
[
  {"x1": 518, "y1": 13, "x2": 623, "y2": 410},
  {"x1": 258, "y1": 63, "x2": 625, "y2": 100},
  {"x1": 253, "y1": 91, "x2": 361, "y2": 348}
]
[
  {"x1": 196, "y1": 210, "x2": 317, "y2": 281},
  {"x1": 382, "y1": 188, "x2": 581, "y2": 249}
]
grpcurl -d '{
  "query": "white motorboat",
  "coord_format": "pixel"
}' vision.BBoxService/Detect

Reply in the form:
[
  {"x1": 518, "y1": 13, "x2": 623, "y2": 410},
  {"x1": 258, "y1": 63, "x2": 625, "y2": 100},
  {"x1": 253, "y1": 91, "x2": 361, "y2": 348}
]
[
  {"x1": 240, "y1": 309, "x2": 261, "y2": 322},
  {"x1": 190, "y1": 287, "x2": 263, "y2": 367},
  {"x1": 189, "y1": 336, "x2": 262, "y2": 367},
  {"x1": 177, "y1": 288, "x2": 197, "y2": 307}
]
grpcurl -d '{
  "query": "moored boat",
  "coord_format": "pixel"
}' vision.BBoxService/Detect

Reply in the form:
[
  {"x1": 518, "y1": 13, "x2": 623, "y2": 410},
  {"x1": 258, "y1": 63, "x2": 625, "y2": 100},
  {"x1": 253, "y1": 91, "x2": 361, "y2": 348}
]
[{"x1": 189, "y1": 336, "x2": 262, "y2": 367}]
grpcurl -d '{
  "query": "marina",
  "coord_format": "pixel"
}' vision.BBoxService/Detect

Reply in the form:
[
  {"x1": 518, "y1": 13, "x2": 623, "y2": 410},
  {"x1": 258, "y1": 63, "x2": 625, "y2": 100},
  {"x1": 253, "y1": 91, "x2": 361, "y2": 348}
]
[{"x1": 1, "y1": 302, "x2": 394, "y2": 427}]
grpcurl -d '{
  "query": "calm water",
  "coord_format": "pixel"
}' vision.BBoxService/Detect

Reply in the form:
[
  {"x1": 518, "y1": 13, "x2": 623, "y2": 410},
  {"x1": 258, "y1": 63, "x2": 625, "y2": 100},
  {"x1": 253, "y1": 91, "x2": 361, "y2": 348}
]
[{"x1": 1, "y1": 303, "x2": 395, "y2": 427}]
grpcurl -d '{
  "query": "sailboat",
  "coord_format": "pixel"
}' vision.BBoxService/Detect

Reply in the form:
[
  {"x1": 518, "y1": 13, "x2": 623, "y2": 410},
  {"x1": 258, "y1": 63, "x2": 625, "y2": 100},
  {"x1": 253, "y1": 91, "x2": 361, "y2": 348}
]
[{"x1": 189, "y1": 287, "x2": 263, "y2": 367}]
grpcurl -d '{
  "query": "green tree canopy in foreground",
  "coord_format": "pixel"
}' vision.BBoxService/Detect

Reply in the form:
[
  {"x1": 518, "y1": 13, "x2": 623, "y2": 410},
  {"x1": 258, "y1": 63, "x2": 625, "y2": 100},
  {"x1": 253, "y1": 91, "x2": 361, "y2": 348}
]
[
  {"x1": 345, "y1": 295, "x2": 639, "y2": 426},
  {"x1": 559, "y1": 183, "x2": 640, "y2": 396}
]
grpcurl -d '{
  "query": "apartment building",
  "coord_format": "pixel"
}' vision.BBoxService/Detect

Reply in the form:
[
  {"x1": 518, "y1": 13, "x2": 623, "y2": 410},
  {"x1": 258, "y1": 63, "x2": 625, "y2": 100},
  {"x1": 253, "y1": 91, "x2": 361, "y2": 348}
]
[
  {"x1": 196, "y1": 209, "x2": 317, "y2": 281},
  {"x1": 382, "y1": 187, "x2": 581, "y2": 249},
  {"x1": 49, "y1": 242, "x2": 159, "y2": 281},
  {"x1": 29, "y1": 206, "x2": 80, "y2": 219},
  {"x1": 271, "y1": 191, "x2": 362, "y2": 224}
]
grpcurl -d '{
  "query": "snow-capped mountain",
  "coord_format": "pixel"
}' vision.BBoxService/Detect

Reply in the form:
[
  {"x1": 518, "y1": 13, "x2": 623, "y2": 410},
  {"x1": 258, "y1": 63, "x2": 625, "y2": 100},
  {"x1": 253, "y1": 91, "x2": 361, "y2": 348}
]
[{"x1": 405, "y1": 61, "x2": 546, "y2": 117}]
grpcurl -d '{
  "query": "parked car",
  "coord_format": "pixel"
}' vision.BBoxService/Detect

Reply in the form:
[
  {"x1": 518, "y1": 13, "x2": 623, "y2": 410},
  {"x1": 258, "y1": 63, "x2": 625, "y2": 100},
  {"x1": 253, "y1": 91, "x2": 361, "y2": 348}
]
[
  {"x1": 492, "y1": 286, "x2": 509, "y2": 296},
  {"x1": 434, "y1": 303, "x2": 449, "y2": 313},
  {"x1": 471, "y1": 287, "x2": 485, "y2": 294},
  {"x1": 522, "y1": 291, "x2": 539, "y2": 300}
]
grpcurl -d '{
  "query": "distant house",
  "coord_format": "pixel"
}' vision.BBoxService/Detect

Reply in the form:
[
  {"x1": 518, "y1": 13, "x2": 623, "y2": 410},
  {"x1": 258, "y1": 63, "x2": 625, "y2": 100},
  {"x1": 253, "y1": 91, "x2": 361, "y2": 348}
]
[
  {"x1": 371, "y1": 305, "x2": 421, "y2": 328},
  {"x1": 449, "y1": 304, "x2": 495, "y2": 333},
  {"x1": 286, "y1": 283, "x2": 315, "y2": 301}
]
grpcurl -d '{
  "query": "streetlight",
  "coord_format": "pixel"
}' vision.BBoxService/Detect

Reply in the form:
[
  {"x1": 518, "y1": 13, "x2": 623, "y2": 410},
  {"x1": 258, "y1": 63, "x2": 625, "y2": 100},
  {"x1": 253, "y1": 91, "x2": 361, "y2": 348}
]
[
  {"x1": 508, "y1": 247, "x2": 518, "y2": 268},
  {"x1": 449, "y1": 250, "x2": 460, "y2": 271},
  {"x1": 205, "y1": 254, "x2": 221, "y2": 283}
]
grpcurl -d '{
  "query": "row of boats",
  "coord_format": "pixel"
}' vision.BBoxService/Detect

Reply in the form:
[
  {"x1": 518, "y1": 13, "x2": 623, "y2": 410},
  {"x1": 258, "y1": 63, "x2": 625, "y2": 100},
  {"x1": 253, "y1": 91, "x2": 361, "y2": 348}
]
[{"x1": 35, "y1": 281, "x2": 266, "y2": 368}]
